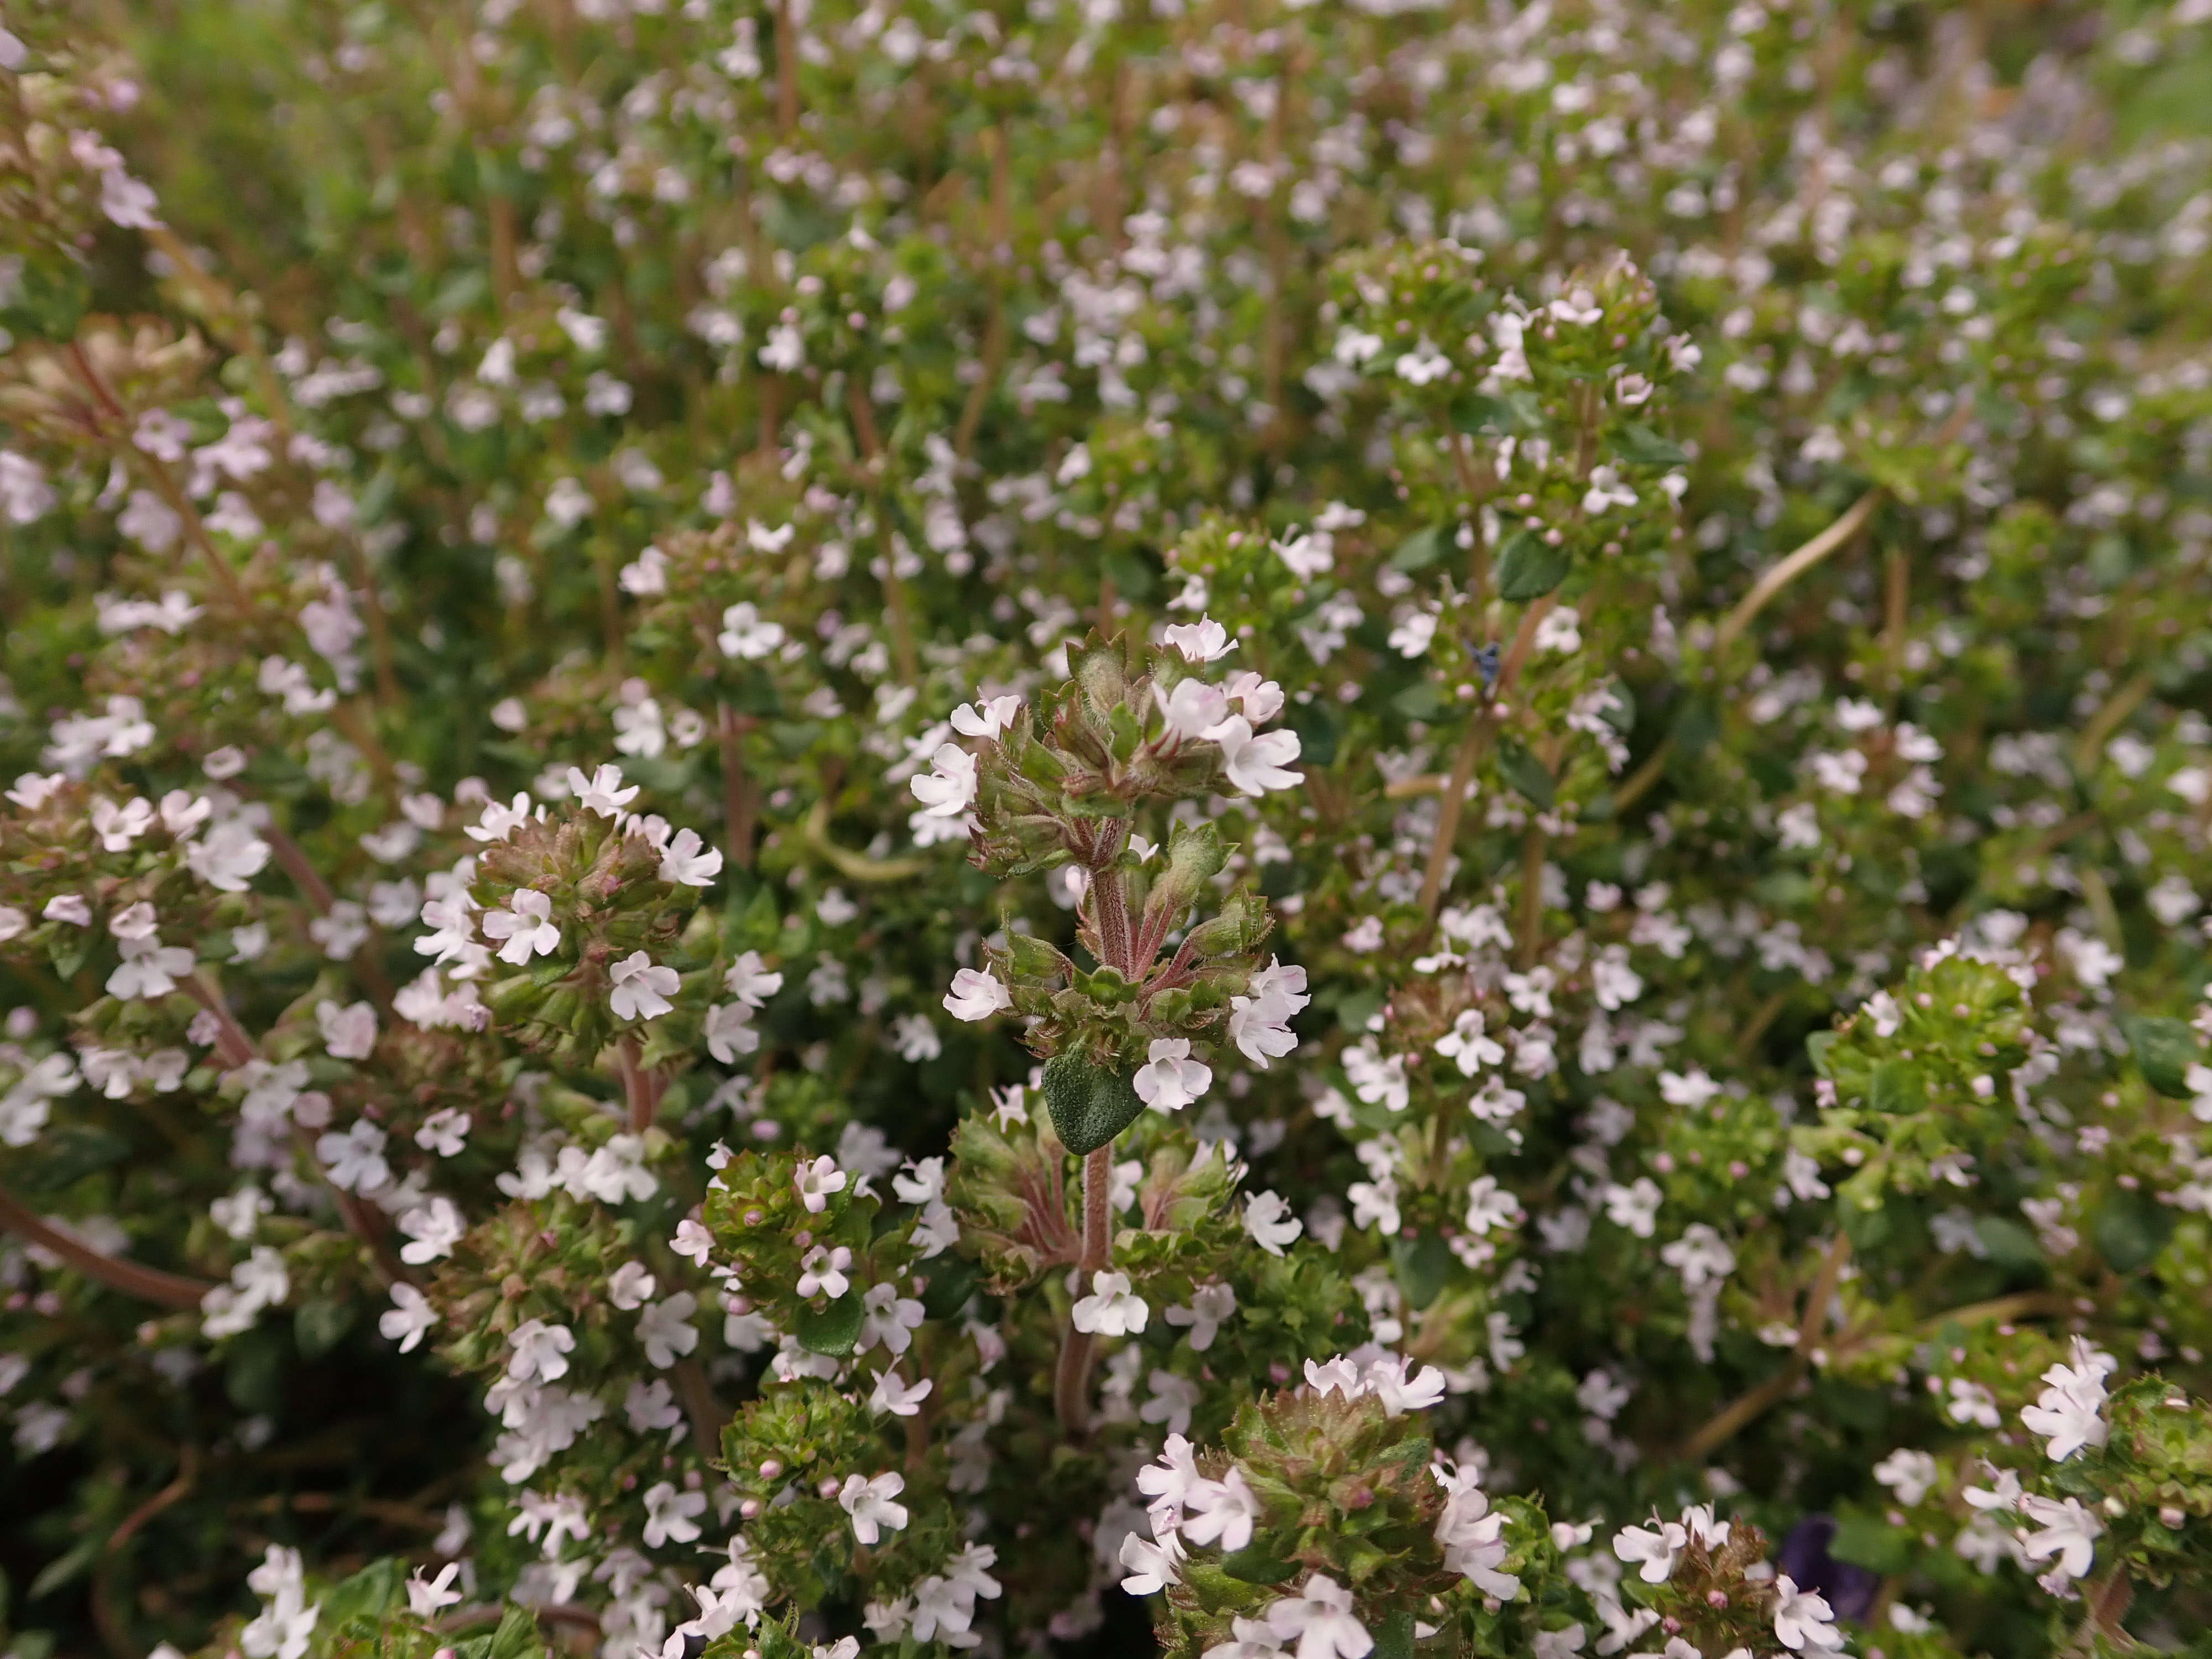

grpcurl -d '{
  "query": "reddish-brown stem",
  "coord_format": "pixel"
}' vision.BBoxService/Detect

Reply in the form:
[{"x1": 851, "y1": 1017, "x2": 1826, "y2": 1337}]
[
  {"x1": 263, "y1": 821, "x2": 394, "y2": 1010},
  {"x1": 1416, "y1": 723, "x2": 1487, "y2": 922},
  {"x1": 303, "y1": 1129, "x2": 411, "y2": 1290},
  {"x1": 1081, "y1": 1143, "x2": 1112, "y2": 1271},
  {"x1": 66, "y1": 343, "x2": 254, "y2": 613},
  {"x1": 619, "y1": 1036, "x2": 665, "y2": 1134},
  {"x1": 265, "y1": 825, "x2": 336, "y2": 913},
  {"x1": 108, "y1": 1446, "x2": 200, "y2": 1553},
  {"x1": 1416, "y1": 594, "x2": 1559, "y2": 922},
  {"x1": 1493, "y1": 593, "x2": 1559, "y2": 702},
  {"x1": 670, "y1": 1357, "x2": 726, "y2": 1453},
  {"x1": 1089, "y1": 866, "x2": 1134, "y2": 976},
  {"x1": 186, "y1": 972, "x2": 257, "y2": 1068},
  {"x1": 954, "y1": 126, "x2": 1013, "y2": 458},
  {"x1": 719, "y1": 703, "x2": 759, "y2": 868},
  {"x1": 1053, "y1": 1146, "x2": 1116, "y2": 1434},
  {"x1": 1515, "y1": 823, "x2": 1548, "y2": 971},
  {"x1": 187, "y1": 974, "x2": 410, "y2": 1285},
  {"x1": 772, "y1": 0, "x2": 800, "y2": 133},
  {"x1": 2078, "y1": 1567, "x2": 2135, "y2": 1650},
  {"x1": 1679, "y1": 1236, "x2": 1852, "y2": 1461},
  {"x1": 0, "y1": 1182, "x2": 214, "y2": 1308}
]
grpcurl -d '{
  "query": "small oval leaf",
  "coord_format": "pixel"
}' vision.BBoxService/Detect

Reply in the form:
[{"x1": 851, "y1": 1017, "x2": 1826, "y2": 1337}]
[
  {"x1": 795, "y1": 1291, "x2": 866, "y2": 1356},
  {"x1": 1041, "y1": 1051, "x2": 1146, "y2": 1157},
  {"x1": 1496, "y1": 529, "x2": 1571, "y2": 601}
]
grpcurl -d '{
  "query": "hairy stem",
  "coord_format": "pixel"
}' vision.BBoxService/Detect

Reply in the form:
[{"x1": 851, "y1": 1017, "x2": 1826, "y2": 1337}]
[
  {"x1": 1053, "y1": 1146, "x2": 1116, "y2": 1435},
  {"x1": 1090, "y1": 865, "x2": 1135, "y2": 975},
  {"x1": 618, "y1": 1036, "x2": 664, "y2": 1134}
]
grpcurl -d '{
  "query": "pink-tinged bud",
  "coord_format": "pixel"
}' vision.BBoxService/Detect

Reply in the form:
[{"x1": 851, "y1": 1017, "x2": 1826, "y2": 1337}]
[
  {"x1": 1707, "y1": 1590, "x2": 1728, "y2": 1608},
  {"x1": 794, "y1": 1229, "x2": 812, "y2": 1249},
  {"x1": 760, "y1": 1459, "x2": 782, "y2": 1479},
  {"x1": 817, "y1": 1477, "x2": 841, "y2": 1498},
  {"x1": 2161, "y1": 1506, "x2": 2187, "y2": 1528},
  {"x1": 739, "y1": 1499, "x2": 761, "y2": 1520},
  {"x1": 743, "y1": 1208, "x2": 764, "y2": 1225}
]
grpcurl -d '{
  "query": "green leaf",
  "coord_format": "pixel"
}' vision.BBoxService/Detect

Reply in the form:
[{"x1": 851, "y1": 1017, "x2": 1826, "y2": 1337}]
[
  {"x1": 1451, "y1": 390, "x2": 1538, "y2": 434},
  {"x1": 1495, "y1": 530, "x2": 1571, "y2": 602},
  {"x1": 1288, "y1": 697, "x2": 1342, "y2": 767},
  {"x1": 12, "y1": 1125, "x2": 131, "y2": 1194},
  {"x1": 1219, "y1": 1546, "x2": 1300, "y2": 1585},
  {"x1": 224, "y1": 1325, "x2": 288, "y2": 1411},
  {"x1": 1371, "y1": 1611, "x2": 1418, "y2": 1659},
  {"x1": 1390, "y1": 1230, "x2": 1453, "y2": 1312},
  {"x1": 2124, "y1": 1015, "x2": 2201, "y2": 1099},
  {"x1": 794, "y1": 1291, "x2": 867, "y2": 1357},
  {"x1": 1866, "y1": 1060, "x2": 1924, "y2": 1115},
  {"x1": 1449, "y1": 393, "x2": 1512, "y2": 434},
  {"x1": 1670, "y1": 692, "x2": 1719, "y2": 758},
  {"x1": 1494, "y1": 739, "x2": 1554, "y2": 809},
  {"x1": 488, "y1": 1603, "x2": 547, "y2": 1659},
  {"x1": 919, "y1": 1256, "x2": 978, "y2": 1322},
  {"x1": 1040, "y1": 1051, "x2": 1146, "y2": 1157},
  {"x1": 1615, "y1": 421, "x2": 1689, "y2": 468},
  {"x1": 1390, "y1": 524, "x2": 1447, "y2": 573},
  {"x1": 324, "y1": 1558, "x2": 405, "y2": 1624},
  {"x1": 1335, "y1": 988, "x2": 1386, "y2": 1035},
  {"x1": 1600, "y1": 679, "x2": 1636, "y2": 734},
  {"x1": 1389, "y1": 680, "x2": 1443, "y2": 722},
  {"x1": 1828, "y1": 1512, "x2": 1913, "y2": 1574},
  {"x1": 1101, "y1": 545, "x2": 1158, "y2": 602},
  {"x1": 0, "y1": 251, "x2": 92, "y2": 343},
  {"x1": 28, "y1": 1536, "x2": 98, "y2": 1601},
  {"x1": 1805, "y1": 1031, "x2": 1838, "y2": 1077},
  {"x1": 1975, "y1": 1215, "x2": 2044, "y2": 1272},
  {"x1": 2095, "y1": 1188, "x2": 2177, "y2": 1274},
  {"x1": 294, "y1": 1296, "x2": 356, "y2": 1359},
  {"x1": 1841, "y1": 1200, "x2": 1892, "y2": 1250}
]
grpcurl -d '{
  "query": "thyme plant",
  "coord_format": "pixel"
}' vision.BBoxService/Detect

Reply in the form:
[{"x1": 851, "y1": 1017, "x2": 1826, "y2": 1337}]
[{"x1": 3, "y1": 2, "x2": 2212, "y2": 1657}]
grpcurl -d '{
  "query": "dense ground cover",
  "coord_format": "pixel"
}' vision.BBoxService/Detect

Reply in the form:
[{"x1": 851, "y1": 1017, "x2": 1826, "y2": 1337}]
[{"x1": 6, "y1": 1, "x2": 2212, "y2": 1655}]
